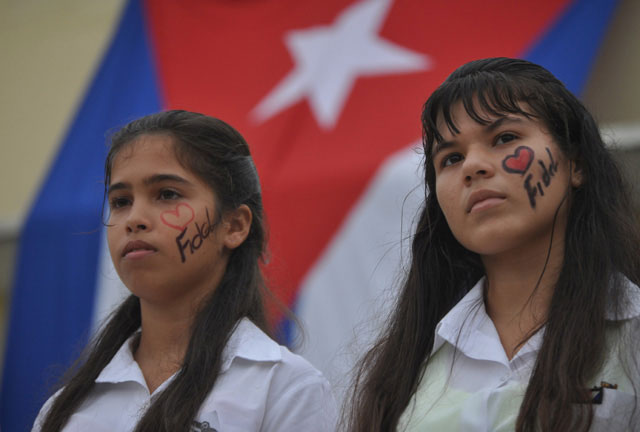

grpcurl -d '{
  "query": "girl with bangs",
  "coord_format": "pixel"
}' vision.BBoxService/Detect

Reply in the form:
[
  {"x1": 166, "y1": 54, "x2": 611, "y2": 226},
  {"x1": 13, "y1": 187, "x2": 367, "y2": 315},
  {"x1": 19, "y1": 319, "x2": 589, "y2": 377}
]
[{"x1": 347, "y1": 58, "x2": 640, "y2": 431}]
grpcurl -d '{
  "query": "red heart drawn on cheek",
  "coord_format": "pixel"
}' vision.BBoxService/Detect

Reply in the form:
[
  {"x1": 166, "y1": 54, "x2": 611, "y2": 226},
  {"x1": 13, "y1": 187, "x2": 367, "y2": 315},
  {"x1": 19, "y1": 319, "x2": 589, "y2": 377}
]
[
  {"x1": 502, "y1": 146, "x2": 534, "y2": 175},
  {"x1": 160, "y1": 203, "x2": 195, "y2": 231}
]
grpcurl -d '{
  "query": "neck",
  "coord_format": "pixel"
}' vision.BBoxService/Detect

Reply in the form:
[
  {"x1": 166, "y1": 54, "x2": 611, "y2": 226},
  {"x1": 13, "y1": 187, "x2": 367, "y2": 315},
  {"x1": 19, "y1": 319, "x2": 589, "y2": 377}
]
[
  {"x1": 481, "y1": 229, "x2": 565, "y2": 358},
  {"x1": 138, "y1": 300, "x2": 194, "y2": 356},
  {"x1": 134, "y1": 298, "x2": 199, "y2": 393}
]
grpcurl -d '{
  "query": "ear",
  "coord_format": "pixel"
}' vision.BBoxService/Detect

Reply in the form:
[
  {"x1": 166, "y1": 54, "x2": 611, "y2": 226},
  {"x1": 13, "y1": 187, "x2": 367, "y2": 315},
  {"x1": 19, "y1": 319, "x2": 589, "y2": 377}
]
[
  {"x1": 222, "y1": 204, "x2": 252, "y2": 250},
  {"x1": 570, "y1": 160, "x2": 584, "y2": 188}
]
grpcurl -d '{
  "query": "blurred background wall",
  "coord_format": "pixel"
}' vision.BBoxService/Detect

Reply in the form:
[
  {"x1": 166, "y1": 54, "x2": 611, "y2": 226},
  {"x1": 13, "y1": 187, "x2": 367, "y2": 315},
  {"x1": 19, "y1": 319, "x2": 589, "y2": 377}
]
[{"x1": 1, "y1": 0, "x2": 639, "y2": 378}]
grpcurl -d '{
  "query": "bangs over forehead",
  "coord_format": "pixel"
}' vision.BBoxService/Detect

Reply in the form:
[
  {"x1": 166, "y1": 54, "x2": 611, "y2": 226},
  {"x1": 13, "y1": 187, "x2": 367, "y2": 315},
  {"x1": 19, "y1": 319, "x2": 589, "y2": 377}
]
[{"x1": 423, "y1": 70, "x2": 553, "y2": 149}]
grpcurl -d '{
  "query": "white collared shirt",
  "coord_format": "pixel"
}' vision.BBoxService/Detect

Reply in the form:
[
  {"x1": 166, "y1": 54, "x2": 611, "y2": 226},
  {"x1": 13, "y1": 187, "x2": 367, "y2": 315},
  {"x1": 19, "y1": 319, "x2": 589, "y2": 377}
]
[
  {"x1": 399, "y1": 278, "x2": 640, "y2": 432},
  {"x1": 32, "y1": 318, "x2": 337, "y2": 432}
]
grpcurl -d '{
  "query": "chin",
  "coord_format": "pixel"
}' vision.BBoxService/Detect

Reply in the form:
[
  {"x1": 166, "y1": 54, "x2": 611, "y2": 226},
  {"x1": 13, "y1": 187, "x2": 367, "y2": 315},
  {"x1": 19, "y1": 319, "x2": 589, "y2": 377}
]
[
  {"x1": 457, "y1": 235, "x2": 517, "y2": 257},
  {"x1": 121, "y1": 274, "x2": 164, "y2": 295}
]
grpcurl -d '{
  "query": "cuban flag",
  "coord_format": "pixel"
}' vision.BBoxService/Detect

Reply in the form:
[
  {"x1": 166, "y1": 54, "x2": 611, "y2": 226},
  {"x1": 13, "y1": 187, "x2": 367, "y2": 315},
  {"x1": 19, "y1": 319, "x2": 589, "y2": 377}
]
[{"x1": 1, "y1": 0, "x2": 619, "y2": 430}]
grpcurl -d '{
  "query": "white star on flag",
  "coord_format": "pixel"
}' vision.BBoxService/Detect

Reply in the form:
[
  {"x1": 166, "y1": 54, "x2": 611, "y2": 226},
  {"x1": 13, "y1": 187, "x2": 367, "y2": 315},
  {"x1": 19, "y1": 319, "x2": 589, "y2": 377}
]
[{"x1": 251, "y1": 0, "x2": 432, "y2": 129}]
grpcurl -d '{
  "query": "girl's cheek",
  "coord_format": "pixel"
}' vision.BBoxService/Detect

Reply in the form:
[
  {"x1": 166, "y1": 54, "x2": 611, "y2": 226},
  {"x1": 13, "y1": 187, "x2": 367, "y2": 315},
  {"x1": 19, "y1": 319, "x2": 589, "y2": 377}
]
[
  {"x1": 106, "y1": 213, "x2": 121, "y2": 227},
  {"x1": 169, "y1": 206, "x2": 216, "y2": 264}
]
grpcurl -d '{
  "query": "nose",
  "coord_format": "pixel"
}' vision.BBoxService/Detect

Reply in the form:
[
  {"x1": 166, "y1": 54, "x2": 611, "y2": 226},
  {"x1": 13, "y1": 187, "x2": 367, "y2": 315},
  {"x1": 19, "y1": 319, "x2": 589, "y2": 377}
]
[
  {"x1": 125, "y1": 202, "x2": 152, "y2": 233},
  {"x1": 462, "y1": 147, "x2": 495, "y2": 184}
]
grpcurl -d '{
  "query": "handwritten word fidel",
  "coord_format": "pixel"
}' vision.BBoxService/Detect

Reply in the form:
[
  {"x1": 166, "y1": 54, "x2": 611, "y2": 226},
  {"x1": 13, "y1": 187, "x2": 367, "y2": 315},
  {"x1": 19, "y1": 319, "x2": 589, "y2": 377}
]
[{"x1": 176, "y1": 208, "x2": 216, "y2": 263}]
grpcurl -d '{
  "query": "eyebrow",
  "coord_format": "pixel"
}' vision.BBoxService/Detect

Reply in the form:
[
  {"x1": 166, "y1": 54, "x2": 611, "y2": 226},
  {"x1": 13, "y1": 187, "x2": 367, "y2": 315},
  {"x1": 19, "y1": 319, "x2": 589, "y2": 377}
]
[
  {"x1": 486, "y1": 116, "x2": 523, "y2": 132},
  {"x1": 432, "y1": 140, "x2": 453, "y2": 158},
  {"x1": 108, "y1": 174, "x2": 192, "y2": 195},
  {"x1": 432, "y1": 116, "x2": 525, "y2": 157}
]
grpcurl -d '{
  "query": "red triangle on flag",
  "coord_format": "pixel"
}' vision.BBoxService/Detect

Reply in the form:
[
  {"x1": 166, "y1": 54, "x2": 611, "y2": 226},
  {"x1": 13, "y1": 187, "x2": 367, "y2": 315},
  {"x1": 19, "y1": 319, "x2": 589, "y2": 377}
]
[{"x1": 146, "y1": 0, "x2": 571, "y2": 310}]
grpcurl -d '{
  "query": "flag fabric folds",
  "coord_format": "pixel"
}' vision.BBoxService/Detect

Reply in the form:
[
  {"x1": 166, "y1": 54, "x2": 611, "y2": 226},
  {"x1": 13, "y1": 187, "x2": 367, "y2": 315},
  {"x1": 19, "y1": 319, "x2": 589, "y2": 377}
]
[{"x1": 1, "y1": 0, "x2": 619, "y2": 430}]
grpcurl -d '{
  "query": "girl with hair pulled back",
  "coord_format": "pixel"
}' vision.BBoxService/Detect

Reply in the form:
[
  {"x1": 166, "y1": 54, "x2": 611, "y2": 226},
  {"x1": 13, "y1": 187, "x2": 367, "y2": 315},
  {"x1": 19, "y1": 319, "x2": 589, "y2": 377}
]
[
  {"x1": 32, "y1": 110, "x2": 337, "y2": 432},
  {"x1": 348, "y1": 58, "x2": 640, "y2": 431}
]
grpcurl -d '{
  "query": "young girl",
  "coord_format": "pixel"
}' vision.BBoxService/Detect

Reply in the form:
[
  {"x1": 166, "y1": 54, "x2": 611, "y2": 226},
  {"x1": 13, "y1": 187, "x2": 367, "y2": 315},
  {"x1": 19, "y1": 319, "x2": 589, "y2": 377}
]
[
  {"x1": 348, "y1": 58, "x2": 640, "y2": 431},
  {"x1": 32, "y1": 110, "x2": 337, "y2": 432}
]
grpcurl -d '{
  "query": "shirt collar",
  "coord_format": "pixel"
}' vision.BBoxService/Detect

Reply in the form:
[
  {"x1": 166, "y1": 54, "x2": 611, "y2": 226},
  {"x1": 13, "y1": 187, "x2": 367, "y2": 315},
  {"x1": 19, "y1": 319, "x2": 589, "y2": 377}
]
[
  {"x1": 96, "y1": 318, "x2": 282, "y2": 385},
  {"x1": 432, "y1": 278, "x2": 507, "y2": 362},
  {"x1": 606, "y1": 277, "x2": 640, "y2": 321},
  {"x1": 432, "y1": 276, "x2": 640, "y2": 357},
  {"x1": 96, "y1": 331, "x2": 146, "y2": 386},
  {"x1": 432, "y1": 280, "x2": 485, "y2": 356},
  {"x1": 219, "y1": 318, "x2": 282, "y2": 373}
]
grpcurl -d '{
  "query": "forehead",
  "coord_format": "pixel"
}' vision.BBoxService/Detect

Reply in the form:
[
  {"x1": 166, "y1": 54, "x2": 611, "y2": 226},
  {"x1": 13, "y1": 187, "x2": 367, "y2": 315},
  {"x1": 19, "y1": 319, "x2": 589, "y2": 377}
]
[
  {"x1": 433, "y1": 100, "x2": 540, "y2": 142},
  {"x1": 108, "y1": 134, "x2": 217, "y2": 199},
  {"x1": 111, "y1": 134, "x2": 181, "y2": 175},
  {"x1": 436, "y1": 101, "x2": 500, "y2": 132}
]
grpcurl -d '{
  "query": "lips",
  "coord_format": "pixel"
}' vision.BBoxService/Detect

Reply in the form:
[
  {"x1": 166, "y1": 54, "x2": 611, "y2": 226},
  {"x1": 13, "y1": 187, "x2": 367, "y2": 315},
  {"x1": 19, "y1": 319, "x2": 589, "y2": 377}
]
[
  {"x1": 122, "y1": 240, "x2": 158, "y2": 258},
  {"x1": 466, "y1": 189, "x2": 506, "y2": 213}
]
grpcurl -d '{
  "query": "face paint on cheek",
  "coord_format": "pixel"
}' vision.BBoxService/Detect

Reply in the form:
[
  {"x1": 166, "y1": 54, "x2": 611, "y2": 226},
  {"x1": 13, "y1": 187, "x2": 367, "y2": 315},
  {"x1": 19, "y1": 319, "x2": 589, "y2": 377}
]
[
  {"x1": 161, "y1": 203, "x2": 195, "y2": 230},
  {"x1": 539, "y1": 147, "x2": 558, "y2": 186},
  {"x1": 175, "y1": 208, "x2": 216, "y2": 263},
  {"x1": 522, "y1": 147, "x2": 559, "y2": 209},
  {"x1": 502, "y1": 146, "x2": 535, "y2": 175},
  {"x1": 524, "y1": 174, "x2": 538, "y2": 208}
]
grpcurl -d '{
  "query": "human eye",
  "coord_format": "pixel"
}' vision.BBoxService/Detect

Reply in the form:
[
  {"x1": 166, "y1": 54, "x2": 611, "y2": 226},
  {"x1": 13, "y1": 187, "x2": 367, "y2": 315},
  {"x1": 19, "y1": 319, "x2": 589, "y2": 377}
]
[
  {"x1": 158, "y1": 188, "x2": 182, "y2": 201},
  {"x1": 109, "y1": 196, "x2": 131, "y2": 209},
  {"x1": 441, "y1": 152, "x2": 464, "y2": 168},
  {"x1": 495, "y1": 133, "x2": 518, "y2": 146}
]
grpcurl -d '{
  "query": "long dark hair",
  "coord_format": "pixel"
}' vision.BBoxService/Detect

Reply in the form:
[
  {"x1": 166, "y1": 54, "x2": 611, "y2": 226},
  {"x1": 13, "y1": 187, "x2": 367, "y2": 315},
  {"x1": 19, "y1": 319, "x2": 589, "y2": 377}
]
[
  {"x1": 348, "y1": 58, "x2": 640, "y2": 431},
  {"x1": 40, "y1": 110, "x2": 270, "y2": 431}
]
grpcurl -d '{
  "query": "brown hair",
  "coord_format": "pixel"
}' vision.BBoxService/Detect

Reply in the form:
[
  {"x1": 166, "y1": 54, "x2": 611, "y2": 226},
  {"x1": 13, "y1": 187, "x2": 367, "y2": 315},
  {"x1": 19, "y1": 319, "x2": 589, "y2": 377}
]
[
  {"x1": 347, "y1": 58, "x2": 640, "y2": 431},
  {"x1": 40, "y1": 110, "x2": 270, "y2": 431}
]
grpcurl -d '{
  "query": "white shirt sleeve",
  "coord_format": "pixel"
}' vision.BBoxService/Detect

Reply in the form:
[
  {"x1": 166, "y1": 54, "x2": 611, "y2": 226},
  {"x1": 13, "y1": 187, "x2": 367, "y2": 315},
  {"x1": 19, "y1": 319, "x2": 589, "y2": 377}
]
[{"x1": 260, "y1": 353, "x2": 338, "y2": 432}]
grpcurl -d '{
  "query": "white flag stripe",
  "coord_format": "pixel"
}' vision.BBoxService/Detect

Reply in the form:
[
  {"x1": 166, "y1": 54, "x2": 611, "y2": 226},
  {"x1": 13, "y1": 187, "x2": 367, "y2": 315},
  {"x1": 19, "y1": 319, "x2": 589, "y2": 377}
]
[
  {"x1": 92, "y1": 230, "x2": 129, "y2": 334},
  {"x1": 295, "y1": 142, "x2": 425, "y2": 403}
]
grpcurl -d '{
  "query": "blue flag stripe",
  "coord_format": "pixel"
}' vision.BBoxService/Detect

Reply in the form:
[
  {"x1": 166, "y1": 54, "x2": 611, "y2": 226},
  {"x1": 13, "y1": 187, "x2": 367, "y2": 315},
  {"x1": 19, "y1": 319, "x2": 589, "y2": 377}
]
[
  {"x1": 523, "y1": 0, "x2": 619, "y2": 94},
  {"x1": 0, "y1": 0, "x2": 162, "y2": 430}
]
